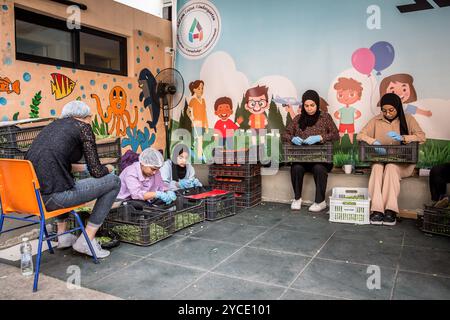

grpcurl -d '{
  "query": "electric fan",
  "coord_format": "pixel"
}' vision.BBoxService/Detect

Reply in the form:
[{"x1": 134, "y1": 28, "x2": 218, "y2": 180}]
[{"x1": 154, "y1": 68, "x2": 185, "y2": 158}]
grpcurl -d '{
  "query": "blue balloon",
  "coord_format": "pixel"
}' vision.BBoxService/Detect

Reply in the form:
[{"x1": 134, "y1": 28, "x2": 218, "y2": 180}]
[{"x1": 370, "y1": 41, "x2": 395, "y2": 75}]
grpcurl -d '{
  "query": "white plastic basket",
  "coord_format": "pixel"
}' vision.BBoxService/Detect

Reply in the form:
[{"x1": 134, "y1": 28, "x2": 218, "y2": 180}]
[{"x1": 329, "y1": 187, "x2": 370, "y2": 225}]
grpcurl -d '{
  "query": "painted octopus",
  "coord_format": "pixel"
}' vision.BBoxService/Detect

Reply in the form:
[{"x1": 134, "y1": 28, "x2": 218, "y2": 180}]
[{"x1": 91, "y1": 86, "x2": 138, "y2": 136}]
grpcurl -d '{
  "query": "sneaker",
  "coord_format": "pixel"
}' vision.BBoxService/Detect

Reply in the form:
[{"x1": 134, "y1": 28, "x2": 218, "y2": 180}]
[
  {"x1": 383, "y1": 210, "x2": 397, "y2": 226},
  {"x1": 370, "y1": 211, "x2": 384, "y2": 225},
  {"x1": 291, "y1": 199, "x2": 302, "y2": 210},
  {"x1": 72, "y1": 235, "x2": 110, "y2": 259},
  {"x1": 309, "y1": 201, "x2": 327, "y2": 212},
  {"x1": 57, "y1": 233, "x2": 77, "y2": 249}
]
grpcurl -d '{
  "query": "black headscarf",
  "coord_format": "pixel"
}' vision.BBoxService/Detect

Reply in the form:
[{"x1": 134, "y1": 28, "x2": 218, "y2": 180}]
[
  {"x1": 298, "y1": 90, "x2": 321, "y2": 131},
  {"x1": 171, "y1": 144, "x2": 188, "y2": 181},
  {"x1": 380, "y1": 93, "x2": 409, "y2": 136}
]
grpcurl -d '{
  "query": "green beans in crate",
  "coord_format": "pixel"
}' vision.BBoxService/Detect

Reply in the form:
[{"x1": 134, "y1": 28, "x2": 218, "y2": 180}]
[
  {"x1": 282, "y1": 142, "x2": 333, "y2": 164},
  {"x1": 358, "y1": 142, "x2": 418, "y2": 163},
  {"x1": 104, "y1": 204, "x2": 173, "y2": 246},
  {"x1": 179, "y1": 187, "x2": 236, "y2": 221}
]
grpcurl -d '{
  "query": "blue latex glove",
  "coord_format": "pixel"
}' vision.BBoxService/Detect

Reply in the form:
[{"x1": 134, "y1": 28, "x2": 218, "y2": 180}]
[
  {"x1": 155, "y1": 191, "x2": 172, "y2": 204},
  {"x1": 304, "y1": 135, "x2": 322, "y2": 145},
  {"x1": 291, "y1": 137, "x2": 303, "y2": 146},
  {"x1": 178, "y1": 179, "x2": 194, "y2": 189},
  {"x1": 373, "y1": 140, "x2": 387, "y2": 155},
  {"x1": 192, "y1": 178, "x2": 202, "y2": 187},
  {"x1": 387, "y1": 131, "x2": 403, "y2": 142},
  {"x1": 167, "y1": 191, "x2": 177, "y2": 202}
]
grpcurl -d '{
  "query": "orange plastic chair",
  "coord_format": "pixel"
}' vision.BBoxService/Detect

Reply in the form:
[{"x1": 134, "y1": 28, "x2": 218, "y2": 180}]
[{"x1": 0, "y1": 159, "x2": 99, "y2": 292}]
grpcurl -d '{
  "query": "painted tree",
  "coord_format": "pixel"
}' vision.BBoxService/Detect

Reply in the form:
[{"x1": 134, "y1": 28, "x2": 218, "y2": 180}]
[
  {"x1": 29, "y1": 91, "x2": 42, "y2": 119},
  {"x1": 267, "y1": 99, "x2": 285, "y2": 133},
  {"x1": 234, "y1": 95, "x2": 251, "y2": 131},
  {"x1": 286, "y1": 112, "x2": 293, "y2": 128}
]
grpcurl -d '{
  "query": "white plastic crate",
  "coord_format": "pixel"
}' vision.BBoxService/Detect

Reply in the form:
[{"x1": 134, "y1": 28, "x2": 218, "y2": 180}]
[{"x1": 329, "y1": 187, "x2": 370, "y2": 225}]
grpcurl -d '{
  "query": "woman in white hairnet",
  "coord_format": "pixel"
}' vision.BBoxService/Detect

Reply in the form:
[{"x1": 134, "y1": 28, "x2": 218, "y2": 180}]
[
  {"x1": 25, "y1": 100, "x2": 121, "y2": 259},
  {"x1": 117, "y1": 147, "x2": 176, "y2": 205}
]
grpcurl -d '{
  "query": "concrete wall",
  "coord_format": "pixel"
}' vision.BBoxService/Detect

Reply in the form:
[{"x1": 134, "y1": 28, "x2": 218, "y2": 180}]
[{"x1": 194, "y1": 165, "x2": 448, "y2": 212}]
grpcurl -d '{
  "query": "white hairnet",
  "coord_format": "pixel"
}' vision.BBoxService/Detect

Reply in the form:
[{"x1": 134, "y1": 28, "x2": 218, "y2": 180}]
[
  {"x1": 139, "y1": 147, "x2": 164, "y2": 167},
  {"x1": 60, "y1": 101, "x2": 92, "y2": 119}
]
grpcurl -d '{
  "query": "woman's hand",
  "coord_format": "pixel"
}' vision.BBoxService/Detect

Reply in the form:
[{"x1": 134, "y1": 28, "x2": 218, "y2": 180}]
[
  {"x1": 105, "y1": 164, "x2": 115, "y2": 174},
  {"x1": 304, "y1": 135, "x2": 322, "y2": 145}
]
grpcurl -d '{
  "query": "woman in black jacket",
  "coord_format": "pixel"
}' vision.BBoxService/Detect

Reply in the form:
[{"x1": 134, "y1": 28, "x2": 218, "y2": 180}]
[{"x1": 25, "y1": 101, "x2": 121, "y2": 258}]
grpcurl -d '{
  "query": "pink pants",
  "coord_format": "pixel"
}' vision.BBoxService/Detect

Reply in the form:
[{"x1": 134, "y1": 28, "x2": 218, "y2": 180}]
[{"x1": 368, "y1": 163, "x2": 415, "y2": 214}]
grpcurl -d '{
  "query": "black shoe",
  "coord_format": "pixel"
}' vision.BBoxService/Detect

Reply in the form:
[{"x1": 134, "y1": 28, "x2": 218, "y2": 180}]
[
  {"x1": 383, "y1": 210, "x2": 397, "y2": 226},
  {"x1": 370, "y1": 211, "x2": 384, "y2": 225}
]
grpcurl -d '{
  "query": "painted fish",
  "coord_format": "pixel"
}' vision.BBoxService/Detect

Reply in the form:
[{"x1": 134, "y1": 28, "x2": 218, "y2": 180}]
[
  {"x1": 0, "y1": 77, "x2": 20, "y2": 94},
  {"x1": 50, "y1": 73, "x2": 76, "y2": 100},
  {"x1": 138, "y1": 68, "x2": 160, "y2": 132}
]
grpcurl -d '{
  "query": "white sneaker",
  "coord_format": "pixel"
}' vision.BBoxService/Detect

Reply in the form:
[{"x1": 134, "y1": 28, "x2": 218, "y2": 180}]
[
  {"x1": 57, "y1": 233, "x2": 77, "y2": 249},
  {"x1": 291, "y1": 199, "x2": 302, "y2": 210},
  {"x1": 72, "y1": 235, "x2": 110, "y2": 259},
  {"x1": 309, "y1": 201, "x2": 327, "y2": 212}
]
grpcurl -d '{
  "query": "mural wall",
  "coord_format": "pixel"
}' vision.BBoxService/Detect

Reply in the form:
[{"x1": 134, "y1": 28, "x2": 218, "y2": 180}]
[
  {"x1": 0, "y1": 0, "x2": 167, "y2": 154},
  {"x1": 174, "y1": 0, "x2": 450, "y2": 168}
]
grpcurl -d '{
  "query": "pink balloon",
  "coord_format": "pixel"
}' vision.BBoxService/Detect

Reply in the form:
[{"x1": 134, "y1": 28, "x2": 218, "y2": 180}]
[{"x1": 352, "y1": 48, "x2": 376, "y2": 76}]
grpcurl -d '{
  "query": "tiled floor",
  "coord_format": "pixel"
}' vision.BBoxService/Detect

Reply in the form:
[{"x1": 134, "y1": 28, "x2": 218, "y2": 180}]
[{"x1": 2, "y1": 202, "x2": 450, "y2": 300}]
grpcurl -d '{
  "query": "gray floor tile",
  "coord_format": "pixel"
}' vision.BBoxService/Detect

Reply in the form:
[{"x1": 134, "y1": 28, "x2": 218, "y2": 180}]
[
  {"x1": 173, "y1": 273, "x2": 285, "y2": 300},
  {"x1": 87, "y1": 259, "x2": 205, "y2": 299},
  {"x1": 281, "y1": 289, "x2": 344, "y2": 300},
  {"x1": 119, "y1": 235, "x2": 184, "y2": 257},
  {"x1": 225, "y1": 211, "x2": 286, "y2": 227},
  {"x1": 39, "y1": 249, "x2": 141, "y2": 285},
  {"x1": 393, "y1": 271, "x2": 450, "y2": 300},
  {"x1": 213, "y1": 247, "x2": 310, "y2": 287},
  {"x1": 318, "y1": 237, "x2": 402, "y2": 268},
  {"x1": 151, "y1": 237, "x2": 240, "y2": 270},
  {"x1": 332, "y1": 224, "x2": 404, "y2": 243},
  {"x1": 403, "y1": 228, "x2": 450, "y2": 251},
  {"x1": 250, "y1": 228, "x2": 329, "y2": 256},
  {"x1": 291, "y1": 258, "x2": 396, "y2": 300},
  {"x1": 190, "y1": 221, "x2": 267, "y2": 245},
  {"x1": 277, "y1": 215, "x2": 338, "y2": 236},
  {"x1": 399, "y1": 246, "x2": 450, "y2": 277}
]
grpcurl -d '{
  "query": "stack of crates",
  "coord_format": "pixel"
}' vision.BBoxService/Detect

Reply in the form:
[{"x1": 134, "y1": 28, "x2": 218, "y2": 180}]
[
  {"x1": 208, "y1": 163, "x2": 262, "y2": 209},
  {"x1": 0, "y1": 118, "x2": 54, "y2": 159}
]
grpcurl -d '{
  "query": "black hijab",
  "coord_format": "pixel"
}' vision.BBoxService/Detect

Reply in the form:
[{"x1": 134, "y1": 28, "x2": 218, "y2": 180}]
[
  {"x1": 380, "y1": 93, "x2": 409, "y2": 136},
  {"x1": 298, "y1": 90, "x2": 321, "y2": 131},
  {"x1": 171, "y1": 145, "x2": 188, "y2": 181}
]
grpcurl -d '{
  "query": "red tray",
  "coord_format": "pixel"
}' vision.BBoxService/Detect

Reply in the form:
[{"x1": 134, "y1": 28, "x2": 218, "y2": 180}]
[{"x1": 185, "y1": 189, "x2": 230, "y2": 200}]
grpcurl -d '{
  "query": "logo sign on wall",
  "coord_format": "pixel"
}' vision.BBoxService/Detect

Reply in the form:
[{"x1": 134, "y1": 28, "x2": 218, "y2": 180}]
[{"x1": 177, "y1": 0, "x2": 221, "y2": 60}]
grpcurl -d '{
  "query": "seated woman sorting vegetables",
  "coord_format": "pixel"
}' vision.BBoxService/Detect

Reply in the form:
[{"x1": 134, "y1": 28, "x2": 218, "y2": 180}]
[
  {"x1": 357, "y1": 93, "x2": 426, "y2": 226},
  {"x1": 282, "y1": 90, "x2": 340, "y2": 212},
  {"x1": 117, "y1": 147, "x2": 176, "y2": 206},
  {"x1": 160, "y1": 144, "x2": 202, "y2": 191},
  {"x1": 25, "y1": 101, "x2": 121, "y2": 259}
]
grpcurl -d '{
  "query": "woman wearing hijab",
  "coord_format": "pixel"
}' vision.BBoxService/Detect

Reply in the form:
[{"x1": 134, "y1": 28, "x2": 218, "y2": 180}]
[
  {"x1": 160, "y1": 145, "x2": 202, "y2": 191},
  {"x1": 357, "y1": 93, "x2": 426, "y2": 226},
  {"x1": 282, "y1": 90, "x2": 340, "y2": 212}
]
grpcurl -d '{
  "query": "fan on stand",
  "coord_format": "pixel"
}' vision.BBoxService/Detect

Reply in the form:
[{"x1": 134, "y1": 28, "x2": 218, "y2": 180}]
[{"x1": 155, "y1": 68, "x2": 184, "y2": 158}]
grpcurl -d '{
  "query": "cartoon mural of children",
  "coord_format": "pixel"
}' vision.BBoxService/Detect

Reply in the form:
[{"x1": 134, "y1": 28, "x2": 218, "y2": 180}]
[
  {"x1": 333, "y1": 77, "x2": 363, "y2": 144},
  {"x1": 244, "y1": 85, "x2": 270, "y2": 145},
  {"x1": 188, "y1": 80, "x2": 208, "y2": 159},
  {"x1": 213, "y1": 96, "x2": 242, "y2": 150},
  {"x1": 379, "y1": 73, "x2": 432, "y2": 117}
]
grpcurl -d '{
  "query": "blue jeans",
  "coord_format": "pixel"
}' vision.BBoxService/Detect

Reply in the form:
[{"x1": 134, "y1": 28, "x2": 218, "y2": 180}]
[{"x1": 42, "y1": 174, "x2": 121, "y2": 227}]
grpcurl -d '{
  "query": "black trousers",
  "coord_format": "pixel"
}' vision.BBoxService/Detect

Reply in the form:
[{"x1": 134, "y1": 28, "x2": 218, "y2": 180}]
[
  {"x1": 429, "y1": 163, "x2": 450, "y2": 201},
  {"x1": 290, "y1": 163, "x2": 332, "y2": 203}
]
